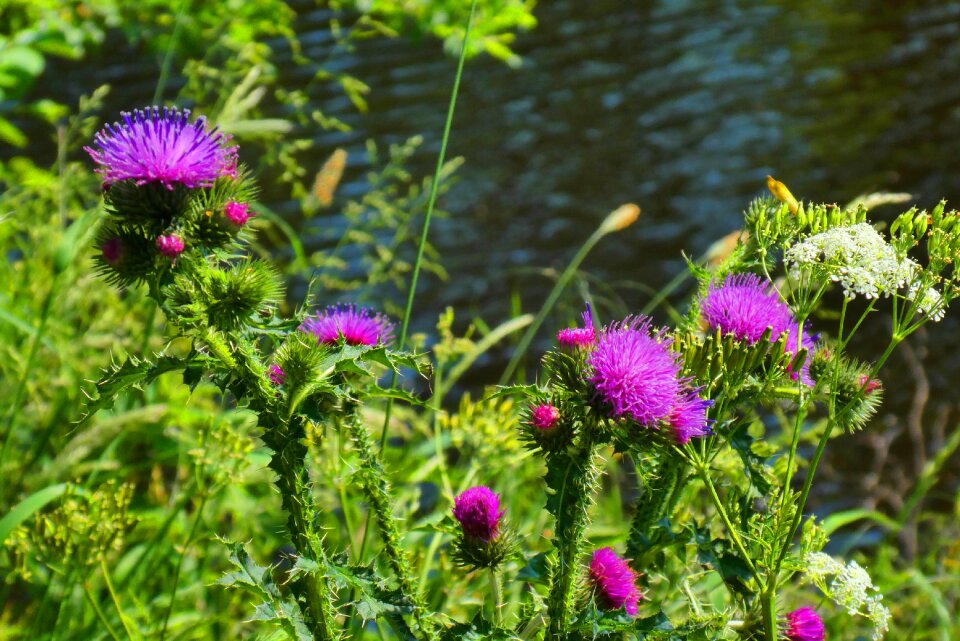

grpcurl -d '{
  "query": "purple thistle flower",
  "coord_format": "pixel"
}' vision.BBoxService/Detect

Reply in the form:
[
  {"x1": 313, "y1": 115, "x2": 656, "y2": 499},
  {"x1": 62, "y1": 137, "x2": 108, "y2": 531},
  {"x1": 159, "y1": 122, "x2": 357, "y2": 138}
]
[
  {"x1": 452, "y1": 486, "x2": 502, "y2": 542},
  {"x1": 156, "y1": 234, "x2": 185, "y2": 258},
  {"x1": 589, "y1": 547, "x2": 642, "y2": 616},
  {"x1": 785, "y1": 607, "x2": 825, "y2": 641},
  {"x1": 101, "y1": 237, "x2": 123, "y2": 266},
  {"x1": 224, "y1": 201, "x2": 252, "y2": 226},
  {"x1": 588, "y1": 317, "x2": 680, "y2": 426},
  {"x1": 300, "y1": 304, "x2": 394, "y2": 346},
  {"x1": 268, "y1": 364, "x2": 285, "y2": 385},
  {"x1": 701, "y1": 273, "x2": 794, "y2": 343},
  {"x1": 668, "y1": 387, "x2": 713, "y2": 444},
  {"x1": 557, "y1": 303, "x2": 596, "y2": 348},
  {"x1": 85, "y1": 106, "x2": 238, "y2": 189},
  {"x1": 530, "y1": 403, "x2": 560, "y2": 430}
]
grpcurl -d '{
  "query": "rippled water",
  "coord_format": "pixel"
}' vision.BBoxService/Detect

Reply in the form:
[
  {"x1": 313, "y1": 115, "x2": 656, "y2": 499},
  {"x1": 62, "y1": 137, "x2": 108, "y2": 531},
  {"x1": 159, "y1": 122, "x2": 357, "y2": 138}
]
[{"x1": 22, "y1": 1, "x2": 960, "y2": 506}]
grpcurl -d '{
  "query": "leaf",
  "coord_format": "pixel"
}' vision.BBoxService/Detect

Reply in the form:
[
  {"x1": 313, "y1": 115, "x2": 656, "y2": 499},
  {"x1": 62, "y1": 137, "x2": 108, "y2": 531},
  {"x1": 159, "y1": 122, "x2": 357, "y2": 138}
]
[
  {"x1": 78, "y1": 354, "x2": 192, "y2": 427},
  {"x1": 516, "y1": 552, "x2": 550, "y2": 584},
  {"x1": 0, "y1": 483, "x2": 71, "y2": 544},
  {"x1": 820, "y1": 508, "x2": 899, "y2": 536}
]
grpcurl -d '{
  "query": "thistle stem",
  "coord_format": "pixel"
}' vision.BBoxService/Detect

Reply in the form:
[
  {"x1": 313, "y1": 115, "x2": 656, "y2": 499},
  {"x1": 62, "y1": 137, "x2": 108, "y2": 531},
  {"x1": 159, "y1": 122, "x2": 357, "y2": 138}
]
[
  {"x1": 490, "y1": 568, "x2": 504, "y2": 627},
  {"x1": 546, "y1": 441, "x2": 602, "y2": 640}
]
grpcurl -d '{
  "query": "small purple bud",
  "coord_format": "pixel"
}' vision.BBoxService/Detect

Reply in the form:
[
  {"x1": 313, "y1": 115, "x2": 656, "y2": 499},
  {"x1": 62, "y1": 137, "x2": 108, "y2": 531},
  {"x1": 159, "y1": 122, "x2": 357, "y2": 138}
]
[
  {"x1": 156, "y1": 234, "x2": 185, "y2": 258},
  {"x1": 557, "y1": 303, "x2": 596, "y2": 348},
  {"x1": 452, "y1": 486, "x2": 502, "y2": 542},
  {"x1": 786, "y1": 607, "x2": 825, "y2": 641},
  {"x1": 530, "y1": 403, "x2": 560, "y2": 431},
  {"x1": 589, "y1": 547, "x2": 642, "y2": 616},
  {"x1": 268, "y1": 364, "x2": 285, "y2": 385},
  {"x1": 101, "y1": 237, "x2": 124, "y2": 266},
  {"x1": 224, "y1": 201, "x2": 252, "y2": 226}
]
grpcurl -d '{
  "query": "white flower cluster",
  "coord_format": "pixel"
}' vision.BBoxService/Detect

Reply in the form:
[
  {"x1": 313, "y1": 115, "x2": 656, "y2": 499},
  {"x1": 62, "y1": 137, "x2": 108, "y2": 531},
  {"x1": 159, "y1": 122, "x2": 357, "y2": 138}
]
[
  {"x1": 785, "y1": 223, "x2": 918, "y2": 299},
  {"x1": 804, "y1": 552, "x2": 892, "y2": 640},
  {"x1": 907, "y1": 282, "x2": 946, "y2": 322}
]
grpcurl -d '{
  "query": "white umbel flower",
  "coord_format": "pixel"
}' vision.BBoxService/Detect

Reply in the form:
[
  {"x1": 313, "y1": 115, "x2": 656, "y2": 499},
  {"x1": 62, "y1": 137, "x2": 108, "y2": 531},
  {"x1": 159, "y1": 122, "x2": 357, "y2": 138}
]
[
  {"x1": 803, "y1": 552, "x2": 892, "y2": 640},
  {"x1": 785, "y1": 223, "x2": 918, "y2": 299}
]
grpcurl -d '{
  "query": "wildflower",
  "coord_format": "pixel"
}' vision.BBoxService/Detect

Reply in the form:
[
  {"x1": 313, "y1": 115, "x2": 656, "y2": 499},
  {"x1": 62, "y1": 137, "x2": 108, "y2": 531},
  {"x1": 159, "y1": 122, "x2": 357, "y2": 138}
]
[
  {"x1": 667, "y1": 387, "x2": 712, "y2": 444},
  {"x1": 452, "y1": 486, "x2": 502, "y2": 542},
  {"x1": 803, "y1": 552, "x2": 891, "y2": 641},
  {"x1": 589, "y1": 547, "x2": 641, "y2": 616},
  {"x1": 857, "y1": 374, "x2": 881, "y2": 395},
  {"x1": 529, "y1": 403, "x2": 560, "y2": 431},
  {"x1": 300, "y1": 304, "x2": 394, "y2": 346},
  {"x1": 85, "y1": 106, "x2": 238, "y2": 189},
  {"x1": 557, "y1": 303, "x2": 596, "y2": 348},
  {"x1": 701, "y1": 273, "x2": 794, "y2": 344},
  {"x1": 101, "y1": 238, "x2": 123, "y2": 266},
  {"x1": 268, "y1": 364, "x2": 285, "y2": 385},
  {"x1": 785, "y1": 607, "x2": 825, "y2": 641},
  {"x1": 785, "y1": 223, "x2": 918, "y2": 300},
  {"x1": 224, "y1": 201, "x2": 253, "y2": 226},
  {"x1": 156, "y1": 234, "x2": 185, "y2": 258},
  {"x1": 588, "y1": 317, "x2": 680, "y2": 426},
  {"x1": 906, "y1": 282, "x2": 945, "y2": 322}
]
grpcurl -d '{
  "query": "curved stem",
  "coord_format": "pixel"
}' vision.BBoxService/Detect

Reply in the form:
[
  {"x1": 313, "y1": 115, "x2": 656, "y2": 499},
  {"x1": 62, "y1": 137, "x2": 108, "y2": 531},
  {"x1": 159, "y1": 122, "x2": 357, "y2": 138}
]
[{"x1": 698, "y1": 465, "x2": 759, "y2": 579}]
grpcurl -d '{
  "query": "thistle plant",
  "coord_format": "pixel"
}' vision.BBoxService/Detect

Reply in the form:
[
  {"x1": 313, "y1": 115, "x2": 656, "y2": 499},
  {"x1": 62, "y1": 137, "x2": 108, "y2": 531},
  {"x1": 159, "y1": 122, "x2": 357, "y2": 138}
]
[{"x1": 75, "y1": 107, "x2": 960, "y2": 641}]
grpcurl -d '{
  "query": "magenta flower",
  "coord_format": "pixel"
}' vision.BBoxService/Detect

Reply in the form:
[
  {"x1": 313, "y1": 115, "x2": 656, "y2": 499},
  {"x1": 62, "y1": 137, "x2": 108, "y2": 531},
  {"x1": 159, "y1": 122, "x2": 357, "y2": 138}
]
[
  {"x1": 701, "y1": 273, "x2": 794, "y2": 343},
  {"x1": 530, "y1": 403, "x2": 560, "y2": 430},
  {"x1": 156, "y1": 234, "x2": 185, "y2": 258},
  {"x1": 101, "y1": 238, "x2": 123, "y2": 266},
  {"x1": 858, "y1": 373, "x2": 881, "y2": 395},
  {"x1": 785, "y1": 607, "x2": 825, "y2": 641},
  {"x1": 300, "y1": 304, "x2": 394, "y2": 346},
  {"x1": 452, "y1": 486, "x2": 502, "y2": 542},
  {"x1": 85, "y1": 106, "x2": 238, "y2": 189},
  {"x1": 224, "y1": 201, "x2": 252, "y2": 226},
  {"x1": 557, "y1": 303, "x2": 596, "y2": 348},
  {"x1": 702, "y1": 274, "x2": 817, "y2": 385},
  {"x1": 667, "y1": 387, "x2": 712, "y2": 444},
  {"x1": 589, "y1": 547, "x2": 641, "y2": 616},
  {"x1": 268, "y1": 364, "x2": 285, "y2": 385},
  {"x1": 588, "y1": 317, "x2": 680, "y2": 426}
]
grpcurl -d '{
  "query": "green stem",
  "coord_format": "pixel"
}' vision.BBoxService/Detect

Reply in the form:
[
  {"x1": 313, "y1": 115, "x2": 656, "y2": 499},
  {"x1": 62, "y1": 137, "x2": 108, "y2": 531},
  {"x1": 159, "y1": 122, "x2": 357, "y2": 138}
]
[
  {"x1": 100, "y1": 560, "x2": 134, "y2": 641},
  {"x1": 626, "y1": 457, "x2": 684, "y2": 564},
  {"x1": 698, "y1": 465, "x2": 759, "y2": 579},
  {"x1": 760, "y1": 588, "x2": 779, "y2": 641},
  {"x1": 82, "y1": 580, "x2": 122, "y2": 641},
  {"x1": 345, "y1": 411, "x2": 432, "y2": 638},
  {"x1": 153, "y1": 0, "x2": 191, "y2": 104},
  {"x1": 499, "y1": 225, "x2": 608, "y2": 385},
  {"x1": 490, "y1": 568, "x2": 504, "y2": 627},
  {"x1": 546, "y1": 441, "x2": 602, "y2": 640},
  {"x1": 159, "y1": 491, "x2": 209, "y2": 641}
]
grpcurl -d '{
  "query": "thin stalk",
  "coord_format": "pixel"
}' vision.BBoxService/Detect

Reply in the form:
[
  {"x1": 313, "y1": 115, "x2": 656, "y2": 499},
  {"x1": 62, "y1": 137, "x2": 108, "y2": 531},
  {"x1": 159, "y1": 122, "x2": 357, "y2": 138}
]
[
  {"x1": 100, "y1": 560, "x2": 134, "y2": 641},
  {"x1": 490, "y1": 568, "x2": 504, "y2": 627},
  {"x1": 499, "y1": 224, "x2": 608, "y2": 385},
  {"x1": 760, "y1": 587, "x2": 779, "y2": 641},
  {"x1": 82, "y1": 580, "x2": 122, "y2": 641},
  {"x1": 698, "y1": 465, "x2": 759, "y2": 579},
  {"x1": 359, "y1": 0, "x2": 478, "y2": 573},
  {"x1": 153, "y1": 0, "x2": 191, "y2": 104},
  {"x1": 160, "y1": 491, "x2": 209, "y2": 641},
  {"x1": 0, "y1": 282, "x2": 57, "y2": 466}
]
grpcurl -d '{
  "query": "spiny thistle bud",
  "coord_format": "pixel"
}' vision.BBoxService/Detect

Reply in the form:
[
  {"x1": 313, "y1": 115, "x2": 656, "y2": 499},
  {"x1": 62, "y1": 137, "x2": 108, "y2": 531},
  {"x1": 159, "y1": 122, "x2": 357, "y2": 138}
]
[
  {"x1": 94, "y1": 230, "x2": 156, "y2": 285},
  {"x1": 204, "y1": 261, "x2": 284, "y2": 330},
  {"x1": 268, "y1": 364, "x2": 286, "y2": 385},
  {"x1": 451, "y1": 486, "x2": 514, "y2": 569},
  {"x1": 589, "y1": 547, "x2": 642, "y2": 616},
  {"x1": 101, "y1": 237, "x2": 124, "y2": 266},
  {"x1": 224, "y1": 201, "x2": 253, "y2": 226},
  {"x1": 530, "y1": 403, "x2": 560, "y2": 431},
  {"x1": 156, "y1": 234, "x2": 185, "y2": 258},
  {"x1": 557, "y1": 303, "x2": 596, "y2": 349},
  {"x1": 522, "y1": 401, "x2": 571, "y2": 452},
  {"x1": 784, "y1": 607, "x2": 825, "y2": 641}
]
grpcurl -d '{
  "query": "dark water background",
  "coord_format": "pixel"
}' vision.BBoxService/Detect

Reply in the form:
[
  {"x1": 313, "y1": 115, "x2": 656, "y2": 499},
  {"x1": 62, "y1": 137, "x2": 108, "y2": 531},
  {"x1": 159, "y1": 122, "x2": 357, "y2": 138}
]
[{"x1": 23, "y1": 0, "x2": 960, "y2": 515}]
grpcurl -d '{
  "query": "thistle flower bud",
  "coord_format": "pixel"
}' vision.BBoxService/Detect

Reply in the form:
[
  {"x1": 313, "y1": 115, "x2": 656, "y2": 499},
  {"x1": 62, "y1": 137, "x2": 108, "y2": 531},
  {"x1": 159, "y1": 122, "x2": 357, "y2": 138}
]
[
  {"x1": 530, "y1": 403, "x2": 560, "y2": 431},
  {"x1": 451, "y1": 486, "x2": 514, "y2": 569},
  {"x1": 268, "y1": 364, "x2": 286, "y2": 385},
  {"x1": 589, "y1": 547, "x2": 642, "y2": 616},
  {"x1": 156, "y1": 234, "x2": 185, "y2": 258},
  {"x1": 101, "y1": 237, "x2": 124, "y2": 266},
  {"x1": 557, "y1": 303, "x2": 596, "y2": 348},
  {"x1": 785, "y1": 607, "x2": 825, "y2": 641},
  {"x1": 224, "y1": 201, "x2": 253, "y2": 226}
]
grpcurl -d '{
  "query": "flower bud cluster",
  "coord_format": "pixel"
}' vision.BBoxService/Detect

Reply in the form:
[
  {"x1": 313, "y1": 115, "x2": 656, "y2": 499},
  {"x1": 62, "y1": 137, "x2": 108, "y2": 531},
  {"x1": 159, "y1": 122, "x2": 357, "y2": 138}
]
[{"x1": 86, "y1": 106, "x2": 256, "y2": 285}]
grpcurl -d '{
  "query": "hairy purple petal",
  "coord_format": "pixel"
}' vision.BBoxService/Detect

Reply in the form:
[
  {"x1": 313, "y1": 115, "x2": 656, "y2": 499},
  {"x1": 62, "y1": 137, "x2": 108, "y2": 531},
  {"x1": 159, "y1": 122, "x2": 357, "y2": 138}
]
[
  {"x1": 588, "y1": 316, "x2": 680, "y2": 426},
  {"x1": 529, "y1": 403, "x2": 560, "y2": 430},
  {"x1": 589, "y1": 547, "x2": 641, "y2": 616},
  {"x1": 85, "y1": 106, "x2": 238, "y2": 189},
  {"x1": 668, "y1": 387, "x2": 713, "y2": 444},
  {"x1": 701, "y1": 273, "x2": 794, "y2": 343},
  {"x1": 452, "y1": 486, "x2": 502, "y2": 542},
  {"x1": 557, "y1": 303, "x2": 596, "y2": 348},
  {"x1": 300, "y1": 303, "x2": 394, "y2": 346}
]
